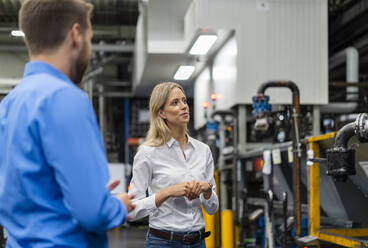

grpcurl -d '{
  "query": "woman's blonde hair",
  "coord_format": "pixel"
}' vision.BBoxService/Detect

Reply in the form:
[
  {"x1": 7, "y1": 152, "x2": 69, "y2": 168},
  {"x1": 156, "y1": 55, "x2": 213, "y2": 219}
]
[{"x1": 143, "y1": 82, "x2": 187, "y2": 147}]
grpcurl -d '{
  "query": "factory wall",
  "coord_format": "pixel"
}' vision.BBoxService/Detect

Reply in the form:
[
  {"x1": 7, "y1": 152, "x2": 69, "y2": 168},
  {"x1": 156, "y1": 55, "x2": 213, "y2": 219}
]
[{"x1": 191, "y1": 0, "x2": 328, "y2": 129}]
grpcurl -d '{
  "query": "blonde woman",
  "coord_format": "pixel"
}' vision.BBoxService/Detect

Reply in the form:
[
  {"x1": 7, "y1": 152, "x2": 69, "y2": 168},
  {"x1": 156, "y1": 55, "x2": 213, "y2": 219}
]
[{"x1": 128, "y1": 82, "x2": 218, "y2": 247}]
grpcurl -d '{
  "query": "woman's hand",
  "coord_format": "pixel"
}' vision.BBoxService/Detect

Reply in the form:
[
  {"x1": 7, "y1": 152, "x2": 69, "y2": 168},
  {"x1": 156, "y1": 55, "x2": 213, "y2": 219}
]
[
  {"x1": 171, "y1": 182, "x2": 193, "y2": 197},
  {"x1": 155, "y1": 182, "x2": 191, "y2": 207},
  {"x1": 155, "y1": 181, "x2": 212, "y2": 207},
  {"x1": 187, "y1": 180, "x2": 212, "y2": 200}
]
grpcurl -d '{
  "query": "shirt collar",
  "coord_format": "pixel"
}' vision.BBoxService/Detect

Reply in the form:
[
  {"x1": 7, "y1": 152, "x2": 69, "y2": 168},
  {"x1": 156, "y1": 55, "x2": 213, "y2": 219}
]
[
  {"x1": 23, "y1": 61, "x2": 74, "y2": 86},
  {"x1": 187, "y1": 136, "x2": 196, "y2": 150},
  {"x1": 166, "y1": 135, "x2": 196, "y2": 150},
  {"x1": 166, "y1": 138, "x2": 176, "y2": 148}
]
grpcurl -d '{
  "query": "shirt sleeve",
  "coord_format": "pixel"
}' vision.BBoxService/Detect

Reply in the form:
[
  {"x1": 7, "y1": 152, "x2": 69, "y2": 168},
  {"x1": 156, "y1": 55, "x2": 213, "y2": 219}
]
[
  {"x1": 128, "y1": 147, "x2": 157, "y2": 220},
  {"x1": 200, "y1": 146, "x2": 219, "y2": 215},
  {"x1": 40, "y1": 87, "x2": 127, "y2": 232}
]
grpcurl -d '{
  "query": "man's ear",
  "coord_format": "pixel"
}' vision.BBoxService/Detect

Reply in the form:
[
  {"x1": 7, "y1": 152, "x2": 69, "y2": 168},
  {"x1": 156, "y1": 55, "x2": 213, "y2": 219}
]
[
  {"x1": 159, "y1": 109, "x2": 166, "y2": 120},
  {"x1": 69, "y1": 23, "x2": 83, "y2": 50}
]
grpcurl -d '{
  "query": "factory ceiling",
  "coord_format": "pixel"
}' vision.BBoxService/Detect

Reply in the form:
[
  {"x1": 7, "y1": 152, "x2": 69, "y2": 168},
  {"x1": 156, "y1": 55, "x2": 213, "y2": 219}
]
[
  {"x1": 0, "y1": 0, "x2": 367, "y2": 97},
  {"x1": 0, "y1": 0, "x2": 139, "y2": 96}
]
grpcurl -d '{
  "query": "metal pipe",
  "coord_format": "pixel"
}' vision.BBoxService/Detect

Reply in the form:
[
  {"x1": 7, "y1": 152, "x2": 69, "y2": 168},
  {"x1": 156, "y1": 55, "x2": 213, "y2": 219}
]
[
  {"x1": 0, "y1": 89, "x2": 11, "y2": 94},
  {"x1": 211, "y1": 110, "x2": 239, "y2": 228},
  {"x1": 203, "y1": 210, "x2": 216, "y2": 248},
  {"x1": 322, "y1": 47, "x2": 359, "y2": 113},
  {"x1": 0, "y1": 78, "x2": 20, "y2": 87},
  {"x1": 217, "y1": 117, "x2": 227, "y2": 211},
  {"x1": 329, "y1": 82, "x2": 368, "y2": 87},
  {"x1": 238, "y1": 105, "x2": 247, "y2": 153},
  {"x1": 327, "y1": 121, "x2": 356, "y2": 181},
  {"x1": 256, "y1": 80, "x2": 302, "y2": 238},
  {"x1": 346, "y1": 47, "x2": 359, "y2": 101},
  {"x1": 124, "y1": 99, "x2": 130, "y2": 164},
  {"x1": 257, "y1": 81, "x2": 300, "y2": 108},
  {"x1": 98, "y1": 84, "x2": 105, "y2": 141},
  {"x1": 221, "y1": 210, "x2": 234, "y2": 248},
  {"x1": 327, "y1": 114, "x2": 368, "y2": 181},
  {"x1": 312, "y1": 106, "x2": 321, "y2": 136},
  {"x1": 239, "y1": 188, "x2": 248, "y2": 247},
  {"x1": 87, "y1": 79, "x2": 94, "y2": 103},
  {"x1": 282, "y1": 192, "x2": 288, "y2": 248},
  {"x1": 82, "y1": 67, "x2": 103, "y2": 84},
  {"x1": 266, "y1": 189, "x2": 275, "y2": 248},
  {"x1": 91, "y1": 44, "x2": 134, "y2": 53},
  {"x1": 334, "y1": 122, "x2": 355, "y2": 149}
]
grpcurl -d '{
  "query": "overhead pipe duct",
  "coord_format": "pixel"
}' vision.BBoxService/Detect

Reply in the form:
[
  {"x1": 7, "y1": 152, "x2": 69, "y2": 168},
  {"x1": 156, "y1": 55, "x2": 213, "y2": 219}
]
[
  {"x1": 321, "y1": 47, "x2": 359, "y2": 113},
  {"x1": 252, "y1": 80, "x2": 303, "y2": 239}
]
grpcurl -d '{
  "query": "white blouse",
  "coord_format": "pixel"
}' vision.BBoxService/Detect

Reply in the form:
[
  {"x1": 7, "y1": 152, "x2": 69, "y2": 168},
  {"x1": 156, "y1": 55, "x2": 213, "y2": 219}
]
[{"x1": 128, "y1": 136, "x2": 219, "y2": 232}]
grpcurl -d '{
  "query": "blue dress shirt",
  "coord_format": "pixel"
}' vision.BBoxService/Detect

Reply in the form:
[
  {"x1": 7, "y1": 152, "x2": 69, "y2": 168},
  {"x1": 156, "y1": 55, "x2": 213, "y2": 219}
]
[{"x1": 0, "y1": 61, "x2": 127, "y2": 248}]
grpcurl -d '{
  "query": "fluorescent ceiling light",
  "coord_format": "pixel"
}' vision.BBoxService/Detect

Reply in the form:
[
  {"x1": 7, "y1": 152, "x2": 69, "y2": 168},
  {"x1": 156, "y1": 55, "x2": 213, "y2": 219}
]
[
  {"x1": 189, "y1": 35, "x2": 217, "y2": 55},
  {"x1": 173, "y1": 66, "x2": 195, "y2": 80},
  {"x1": 11, "y1": 30, "x2": 24, "y2": 37}
]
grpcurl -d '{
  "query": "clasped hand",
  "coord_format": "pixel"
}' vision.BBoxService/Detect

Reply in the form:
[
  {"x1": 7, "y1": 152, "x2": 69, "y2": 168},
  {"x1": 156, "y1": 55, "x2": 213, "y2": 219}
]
[{"x1": 170, "y1": 180, "x2": 211, "y2": 201}]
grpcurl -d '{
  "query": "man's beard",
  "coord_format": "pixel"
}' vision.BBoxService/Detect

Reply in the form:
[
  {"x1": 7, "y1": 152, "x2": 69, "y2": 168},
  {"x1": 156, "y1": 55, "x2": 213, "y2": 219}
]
[{"x1": 70, "y1": 41, "x2": 89, "y2": 85}]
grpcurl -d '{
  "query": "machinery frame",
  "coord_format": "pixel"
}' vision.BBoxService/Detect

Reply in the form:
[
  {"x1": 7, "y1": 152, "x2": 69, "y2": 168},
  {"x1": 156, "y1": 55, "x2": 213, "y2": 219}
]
[{"x1": 307, "y1": 133, "x2": 368, "y2": 248}]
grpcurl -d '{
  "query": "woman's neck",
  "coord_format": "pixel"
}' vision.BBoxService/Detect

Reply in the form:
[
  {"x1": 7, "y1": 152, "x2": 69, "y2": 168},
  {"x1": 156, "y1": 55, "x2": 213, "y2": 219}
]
[{"x1": 169, "y1": 124, "x2": 187, "y2": 148}]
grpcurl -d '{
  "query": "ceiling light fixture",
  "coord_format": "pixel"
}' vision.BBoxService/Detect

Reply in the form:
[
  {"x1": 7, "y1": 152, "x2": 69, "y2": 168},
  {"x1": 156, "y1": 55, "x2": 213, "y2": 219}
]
[
  {"x1": 11, "y1": 30, "x2": 24, "y2": 37},
  {"x1": 173, "y1": 66, "x2": 195, "y2": 80},
  {"x1": 189, "y1": 35, "x2": 217, "y2": 55}
]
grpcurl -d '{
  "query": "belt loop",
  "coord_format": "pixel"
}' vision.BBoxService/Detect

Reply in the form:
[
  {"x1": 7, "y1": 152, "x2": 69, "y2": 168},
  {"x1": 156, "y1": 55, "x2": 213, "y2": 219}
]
[
  {"x1": 199, "y1": 231, "x2": 202, "y2": 239},
  {"x1": 170, "y1": 231, "x2": 174, "y2": 240}
]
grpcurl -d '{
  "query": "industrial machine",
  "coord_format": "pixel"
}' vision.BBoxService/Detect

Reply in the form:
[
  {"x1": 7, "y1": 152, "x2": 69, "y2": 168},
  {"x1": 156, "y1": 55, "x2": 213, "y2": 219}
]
[
  {"x1": 252, "y1": 80, "x2": 303, "y2": 239},
  {"x1": 325, "y1": 113, "x2": 368, "y2": 182},
  {"x1": 200, "y1": 79, "x2": 368, "y2": 248},
  {"x1": 302, "y1": 113, "x2": 368, "y2": 247},
  {"x1": 236, "y1": 141, "x2": 309, "y2": 248}
]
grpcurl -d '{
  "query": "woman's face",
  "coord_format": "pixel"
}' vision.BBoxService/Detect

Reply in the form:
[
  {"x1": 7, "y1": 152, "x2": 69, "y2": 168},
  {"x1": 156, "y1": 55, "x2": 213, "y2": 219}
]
[{"x1": 159, "y1": 87, "x2": 190, "y2": 127}]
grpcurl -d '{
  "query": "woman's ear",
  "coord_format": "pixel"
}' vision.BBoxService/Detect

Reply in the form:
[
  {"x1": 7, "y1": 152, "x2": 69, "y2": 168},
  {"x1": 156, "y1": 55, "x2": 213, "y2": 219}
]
[{"x1": 158, "y1": 109, "x2": 166, "y2": 120}]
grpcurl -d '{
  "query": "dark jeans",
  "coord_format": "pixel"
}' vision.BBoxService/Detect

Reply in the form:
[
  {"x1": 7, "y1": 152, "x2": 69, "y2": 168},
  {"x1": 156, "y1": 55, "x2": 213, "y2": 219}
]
[{"x1": 145, "y1": 230, "x2": 206, "y2": 248}]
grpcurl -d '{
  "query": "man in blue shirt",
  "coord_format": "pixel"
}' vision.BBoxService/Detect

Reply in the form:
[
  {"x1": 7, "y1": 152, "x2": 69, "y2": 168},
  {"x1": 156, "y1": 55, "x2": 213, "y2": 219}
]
[{"x1": 0, "y1": 0, "x2": 134, "y2": 247}]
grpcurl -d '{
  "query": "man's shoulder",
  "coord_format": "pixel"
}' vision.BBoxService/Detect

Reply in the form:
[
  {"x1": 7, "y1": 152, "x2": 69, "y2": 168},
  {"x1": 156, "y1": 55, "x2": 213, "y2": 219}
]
[
  {"x1": 33, "y1": 73, "x2": 82, "y2": 93},
  {"x1": 20, "y1": 73, "x2": 86, "y2": 101}
]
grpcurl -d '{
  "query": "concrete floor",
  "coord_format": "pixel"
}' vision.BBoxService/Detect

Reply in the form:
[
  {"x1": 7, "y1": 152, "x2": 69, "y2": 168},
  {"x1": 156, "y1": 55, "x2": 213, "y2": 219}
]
[{"x1": 108, "y1": 226, "x2": 147, "y2": 248}]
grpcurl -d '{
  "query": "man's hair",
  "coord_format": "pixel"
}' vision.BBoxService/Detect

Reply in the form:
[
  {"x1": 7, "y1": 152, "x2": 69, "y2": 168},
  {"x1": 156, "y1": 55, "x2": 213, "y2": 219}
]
[{"x1": 19, "y1": 0, "x2": 93, "y2": 55}]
